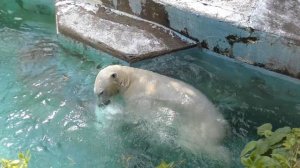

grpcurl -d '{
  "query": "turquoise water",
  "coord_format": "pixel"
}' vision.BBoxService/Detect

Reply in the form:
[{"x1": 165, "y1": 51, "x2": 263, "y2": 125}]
[{"x1": 1, "y1": 7, "x2": 300, "y2": 168}]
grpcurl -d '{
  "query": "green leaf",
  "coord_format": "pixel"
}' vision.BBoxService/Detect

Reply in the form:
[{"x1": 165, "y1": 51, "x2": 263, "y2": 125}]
[
  {"x1": 255, "y1": 139, "x2": 270, "y2": 155},
  {"x1": 257, "y1": 123, "x2": 273, "y2": 137},
  {"x1": 1, "y1": 151, "x2": 30, "y2": 168},
  {"x1": 18, "y1": 152, "x2": 24, "y2": 159},
  {"x1": 275, "y1": 127, "x2": 291, "y2": 134},
  {"x1": 272, "y1": 154, "x2": 290, "y2": 168},
  {"x1": 266, "y1": 127, "x2": 291, "y2": 146},
  {"x1": 24, "y1": 150, "x2": 31, "y2": 163},
  {"x1": 241, "y1": 125, "x2": 300, "y2": 168},
  {"x1": 266, "y1": 132, "x2": 287, "y2": 145},
  {"x1": 254, "y1": 156, "x2": 280, "y2": 168},
  {"x1": 291, "y1": 157, "x2": 297, "y2": 162},
  {"x1": 292, "y1": 128, "x2": 300, "y2": 137},
  {"x1": 241, "y1": 141, "x2": 257, "y2": 157},
  {"x1": 272, "y1": 148, "x2": 289, "y2": 157},
  {"x1": 283, "y1": 134, "x2": 296, "y2": 149},
  {"x1": 270, "y1": 143, "x2": 283, "y2": 150},
  {"x1": 241, "y1": 157, "x2": 254, "y2": 167},
  {"x1": 156, "y1": 161, "x2": 174, "y2": 168}
]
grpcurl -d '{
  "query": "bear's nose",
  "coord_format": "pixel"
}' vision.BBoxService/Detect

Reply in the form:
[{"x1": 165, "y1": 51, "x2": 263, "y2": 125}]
[
  {"x1": 98, "y1": 99, "x2": 110, "y2": 107},
  {"x1": 103, "y1": 99, "x2": 110, "y2": 105}
]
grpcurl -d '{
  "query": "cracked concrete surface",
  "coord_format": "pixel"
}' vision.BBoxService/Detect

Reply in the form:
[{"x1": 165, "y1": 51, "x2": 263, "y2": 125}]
[
  {"x1": 56, "y1": 0, "x2": 300, "y2": 78},
  {"x1": 251, "y1": 0, "x2": 300, "y2": 43},
  {"x1": 115, "y1": 0, "x2": 300, "y2": 78},
  {"x1": 56, "y1": 0, "x2": 196, "y2": 63},
  {"x1": 154, "y1": 0, "x2": 299, "y2": 42},
  {"x1": 155, "y1": 0, "x2": 258, "y2": 26}
]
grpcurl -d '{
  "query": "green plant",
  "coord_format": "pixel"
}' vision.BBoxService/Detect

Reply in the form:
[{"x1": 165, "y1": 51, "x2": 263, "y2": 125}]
[
  {"x1": 1, "y1": 151, "x2": 30, "y2": 168},
  {"x1": 156, "y1": 161, "x2": 175, "y2": 168},
  {"x1": 241, "y1": 123, "x2": 300, "y2": 168}
]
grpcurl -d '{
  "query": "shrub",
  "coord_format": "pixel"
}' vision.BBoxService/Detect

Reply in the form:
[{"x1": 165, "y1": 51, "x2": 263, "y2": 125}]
[
  {"x1": 241, "y1": 123, "x2": 300, "y2": 168},
  {"x1": 1, "y1": 151, "x2": 30, "y2": 168},
  {"x1": 156, "y1": 161, "x2": 175, "y2": 168}
]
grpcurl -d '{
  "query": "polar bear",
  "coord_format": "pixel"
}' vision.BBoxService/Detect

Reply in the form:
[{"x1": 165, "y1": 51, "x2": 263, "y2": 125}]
[{"x1": 94, "y1": 65, "x2": 229, "y2": 160}]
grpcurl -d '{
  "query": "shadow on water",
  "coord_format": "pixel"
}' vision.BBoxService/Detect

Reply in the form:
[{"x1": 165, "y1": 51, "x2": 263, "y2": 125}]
[{"x1": 0, "y1": 5, "x2": 300, "y2": 168}]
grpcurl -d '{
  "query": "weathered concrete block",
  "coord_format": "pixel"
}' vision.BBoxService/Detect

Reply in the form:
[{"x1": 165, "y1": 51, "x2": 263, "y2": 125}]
[
  {"x1": 97, "y1": 0, "x2": 300, "y2": 78},
  {"x1": 56, "y1": 0, "x2": 196, "y2": 63}
]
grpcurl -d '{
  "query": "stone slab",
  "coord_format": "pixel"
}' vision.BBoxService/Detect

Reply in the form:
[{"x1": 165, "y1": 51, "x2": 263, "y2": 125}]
[
  {"x1": 97, "y1": 0, "x2": 300, "y2": 78},
  {"x1": 56, "y1": 0, "x2": 197, "y2": 63}
]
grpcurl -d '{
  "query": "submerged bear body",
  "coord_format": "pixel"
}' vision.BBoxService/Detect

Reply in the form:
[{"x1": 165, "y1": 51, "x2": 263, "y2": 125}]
[{"x1": 94, "y1": 65, "x2": 228, "y2": 160}]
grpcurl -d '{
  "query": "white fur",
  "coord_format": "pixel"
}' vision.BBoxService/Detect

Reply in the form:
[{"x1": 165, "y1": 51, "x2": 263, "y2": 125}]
[{"x1": 94, "y1": 65, "x2": 229, "y2": 161}]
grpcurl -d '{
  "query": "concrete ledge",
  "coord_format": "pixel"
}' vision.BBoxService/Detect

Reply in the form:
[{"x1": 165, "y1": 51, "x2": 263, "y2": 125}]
[
  {"x1": 98, "y1": 0, "x2": 300, "y2": 78},
  {"x1": 56, "y1": 0, "x2": 197, "y2": 63}
]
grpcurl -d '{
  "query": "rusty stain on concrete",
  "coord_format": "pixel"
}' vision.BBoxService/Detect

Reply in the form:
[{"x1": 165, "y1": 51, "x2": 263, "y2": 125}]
[
  {"x1": 226, "y1": 35, "x2": 258, "y2": 45},
  {"x1": 200, "y1": 40, "x2": 209, "y2": 49},
  {"x1": 212, "y1": 46, "x2": 231, "y2": 57},
  {"x1": 99, "y1": 0, "x2": 170, "y2": 27}
]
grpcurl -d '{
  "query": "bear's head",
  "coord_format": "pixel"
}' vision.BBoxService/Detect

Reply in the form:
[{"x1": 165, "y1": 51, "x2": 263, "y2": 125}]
[{"x1": 94, "y1": 65, "x2": 130, "y2": 106}]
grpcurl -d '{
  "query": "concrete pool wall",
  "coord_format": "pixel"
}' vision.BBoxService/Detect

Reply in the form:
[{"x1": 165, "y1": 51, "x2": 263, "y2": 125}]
[
  {"x1": 97, "y1": 0, "x2": 300, "y2": 79},
  {"x1": 6, "y1": 0, "x2": 300, "y2": 79}
]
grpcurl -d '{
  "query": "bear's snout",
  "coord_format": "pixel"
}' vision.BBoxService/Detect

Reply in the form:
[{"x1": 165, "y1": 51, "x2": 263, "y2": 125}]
[{"x1": 97, "y1": 99, "x2": 111, "y2": 107}]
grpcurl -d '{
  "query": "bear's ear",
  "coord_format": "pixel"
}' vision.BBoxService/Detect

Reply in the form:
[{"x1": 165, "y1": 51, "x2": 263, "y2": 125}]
[{"x1": 110, "y1": 73, "x2": 117, "y2": 79}]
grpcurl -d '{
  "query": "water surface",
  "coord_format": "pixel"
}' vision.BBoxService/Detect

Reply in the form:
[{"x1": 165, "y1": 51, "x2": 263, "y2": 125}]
[{"x1": 0, "y1": 8, "x2": 300, "y2": 168}]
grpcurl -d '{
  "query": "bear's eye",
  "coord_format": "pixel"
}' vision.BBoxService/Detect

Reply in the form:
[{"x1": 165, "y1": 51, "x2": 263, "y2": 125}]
[
  {"x1": 111, "y1": 73, "x2": 117, "y2": 78},
  {"x1": 98, "y1": 91, "x2": 104, "y2": 96}
]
